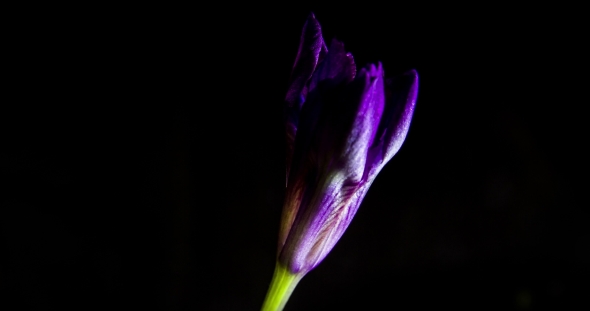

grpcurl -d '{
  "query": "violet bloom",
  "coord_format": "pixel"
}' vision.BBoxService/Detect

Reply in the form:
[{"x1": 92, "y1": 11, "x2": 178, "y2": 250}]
[{"x1": 261, "y1": 13, "x2": 418, "y2": 311}]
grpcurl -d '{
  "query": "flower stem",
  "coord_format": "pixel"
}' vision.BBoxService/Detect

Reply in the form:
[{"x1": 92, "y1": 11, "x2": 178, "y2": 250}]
[{"x1": 260, "y1": 262, "x2": 303, "y2": 311}]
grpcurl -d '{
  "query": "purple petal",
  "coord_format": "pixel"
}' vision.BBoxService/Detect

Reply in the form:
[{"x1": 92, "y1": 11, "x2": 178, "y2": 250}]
[
  {"x1": 365, "y1": 69, "x2": 418, "y2": 180},
  {"x1": 284, "y1": 13, "x2": 328, "y2": 185},
  {"x1": 285, "y1": 12, "x2": 327, "y2": 111},
  {"x1": 308, "y1": 39, "x2": 356, "y2": 93},
  {"x1": 342, "y1": 63, "x2": 385, "y2": 183},
  {"x1": 381, "y1": 70, "x2": 418, "y2": 163},
  {"x1": 279, "y1": 172, "x2": 358, "y2": 273},
  {"x1": 288, "y1": 64, "x2": 385, "y2": 187},
  {"x1": 298, "y1": 179, "x2": 374, "y2": 272}
]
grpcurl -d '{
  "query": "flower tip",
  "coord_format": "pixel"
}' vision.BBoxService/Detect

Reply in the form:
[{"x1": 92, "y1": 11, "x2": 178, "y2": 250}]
[
  {"x1": 306, "y1": 12, "x2": 320, "y2": 26},
  {"x1": 362, "y1": 63, "x2": 384, "y2": 81},
  {"x1": 404, "y1": 69, "x2": 418, "y2": 80},
  {"x1": 405, "y1": 69, "x2": 419, "y2": 102},
  {"x1": 377, "y1": 62, "x2": 384, "y2": 76},
  {"x1": 302, "y1": 12, "x2": 322, "y2": 36}
]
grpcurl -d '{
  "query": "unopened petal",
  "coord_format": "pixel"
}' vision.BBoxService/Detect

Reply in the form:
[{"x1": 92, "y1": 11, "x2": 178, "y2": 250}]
[
  {"x1": 284, "y1": 13, "x2": 328, "y2": 184},
  {"x1": 365, "y1": 69, "x2": 418, "y2": 180},
  {"x1": 342, "y1": 63, "x2": 385, "y2": 183},
  {"x1": 279, "y1": 171, "x2": 357, "y2": 273},
  {"x1": 285, "y1": 13, "x2": 328, "y2": 110},
  {"x1": 309, "y1": 39, "x2": 356, "y2": 93},
  {"x1": 381, "y1": 69, "x2": 418, "y2": 164}
]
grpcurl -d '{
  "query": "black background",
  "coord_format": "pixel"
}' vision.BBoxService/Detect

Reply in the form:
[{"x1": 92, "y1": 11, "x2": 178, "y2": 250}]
[{"x1": 1, "y1": 3, "x2": 587, "y2": 310}]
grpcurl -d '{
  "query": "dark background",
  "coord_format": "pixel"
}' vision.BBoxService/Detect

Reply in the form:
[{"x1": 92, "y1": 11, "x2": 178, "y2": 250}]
[{"x1": 1, "y1": 3, "x2": 587, "y2": 310}]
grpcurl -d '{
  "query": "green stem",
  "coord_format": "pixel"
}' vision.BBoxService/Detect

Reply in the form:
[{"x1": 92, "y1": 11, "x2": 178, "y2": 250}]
[{"x1": 260, "y1": 262, "x2": 303, "y2": 311}]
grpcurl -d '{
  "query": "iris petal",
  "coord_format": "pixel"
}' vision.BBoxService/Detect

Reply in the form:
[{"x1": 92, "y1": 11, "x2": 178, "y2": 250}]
[{"x1": 284, "y1": 13, "x2": 328, "y2": 184}]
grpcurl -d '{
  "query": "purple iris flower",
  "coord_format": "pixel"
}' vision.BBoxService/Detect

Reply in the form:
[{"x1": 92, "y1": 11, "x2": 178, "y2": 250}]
[{"x1": 277, "y1": 13, "x2": 419, "y2": 276}]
